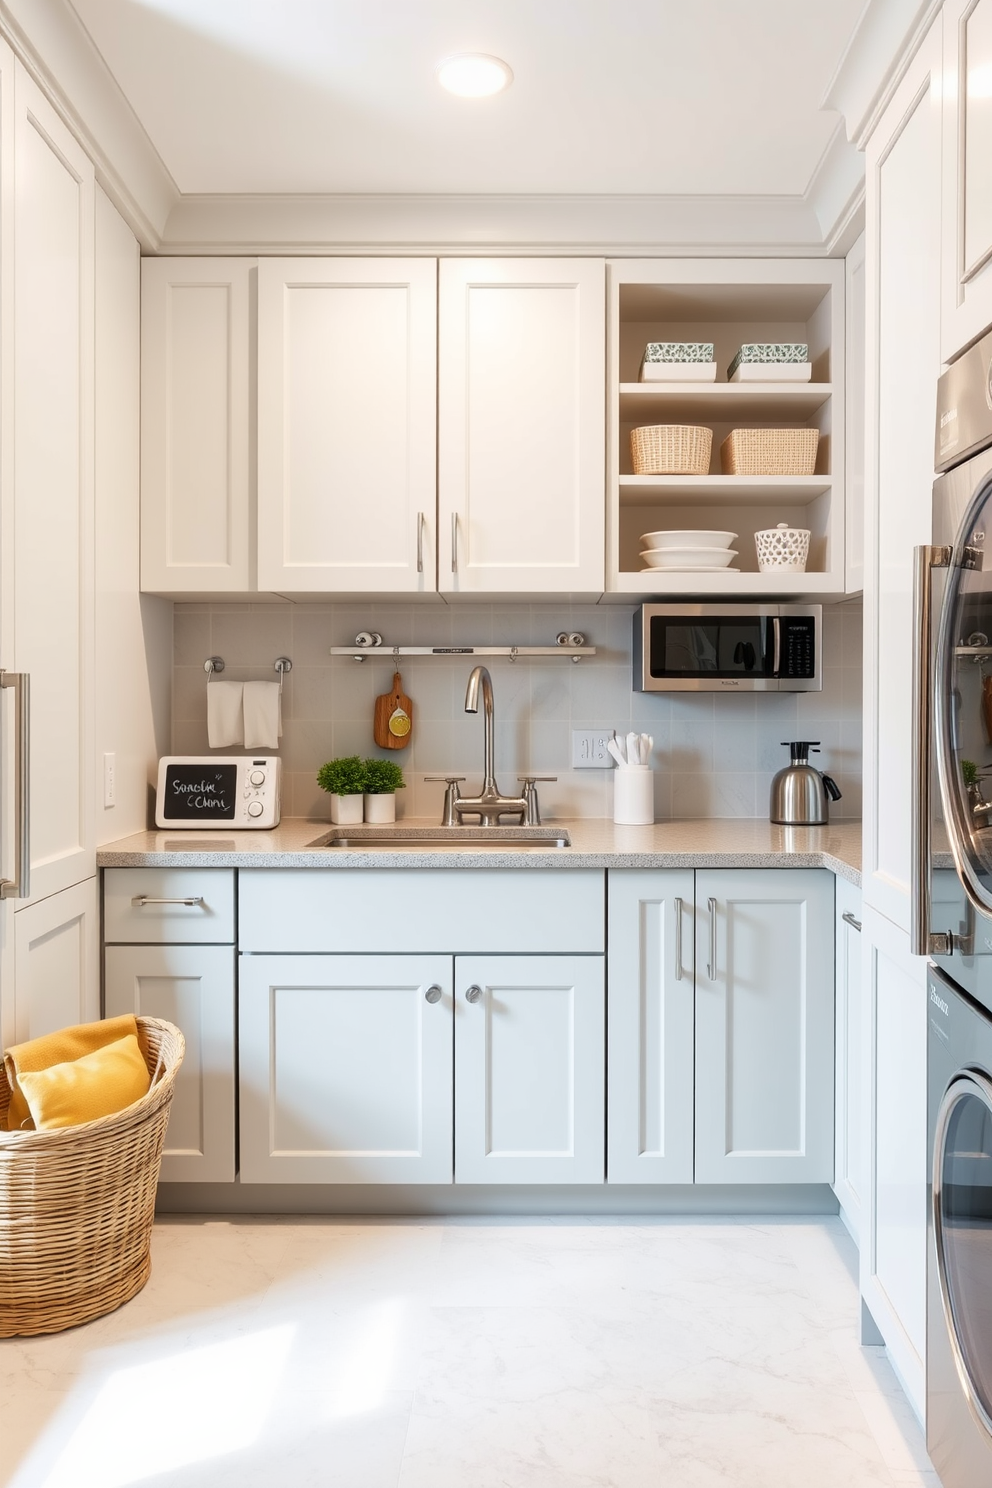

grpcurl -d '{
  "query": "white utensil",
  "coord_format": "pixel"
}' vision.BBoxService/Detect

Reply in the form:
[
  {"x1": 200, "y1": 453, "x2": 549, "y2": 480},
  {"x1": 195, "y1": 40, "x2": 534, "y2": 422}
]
[{"x1": 607, "y1": 736, "x2": 627, "y2": 768}]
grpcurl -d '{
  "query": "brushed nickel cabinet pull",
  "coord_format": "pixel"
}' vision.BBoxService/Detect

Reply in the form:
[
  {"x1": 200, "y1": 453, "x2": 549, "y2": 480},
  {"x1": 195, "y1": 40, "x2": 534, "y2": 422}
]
[{"x1": 0, "y1": 671, "x2": 29, "y2": 900}]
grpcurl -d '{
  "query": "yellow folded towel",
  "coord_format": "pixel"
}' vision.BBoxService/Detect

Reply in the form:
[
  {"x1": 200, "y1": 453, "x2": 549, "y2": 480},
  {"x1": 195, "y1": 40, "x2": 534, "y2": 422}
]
[
  {"x1": 3, "y1": 1014, "x2": 144, "y2": 1132},
  {"x1": 15, "y1": 1033, "x2": 151, "y2": 1131}
]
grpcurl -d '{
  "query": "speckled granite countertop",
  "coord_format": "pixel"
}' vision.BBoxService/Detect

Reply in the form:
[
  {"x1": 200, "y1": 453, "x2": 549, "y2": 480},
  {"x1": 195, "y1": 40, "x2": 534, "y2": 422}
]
[{"x1": 97, "y1": 818, "x2": 862, "y2": 886}]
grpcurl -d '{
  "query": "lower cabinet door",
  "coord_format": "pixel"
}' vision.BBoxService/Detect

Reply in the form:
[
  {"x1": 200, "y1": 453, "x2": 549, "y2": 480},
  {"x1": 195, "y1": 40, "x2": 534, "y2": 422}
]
[
  {"x1": 239, "y1": 954, "x2": 453, "y2": 1183},
  {"x1": 454, "y1": 954, "x2": 605, "y2": 1184},
  {"x1": 694, "y1": 868, "x2": 835, "y2": 1183},
  {"x1": 606, "y1": 869, "x2": 695, "y2": 1184},
  {"x1": 104, "y1": 943, "x2": 236, "y2": 1182}
]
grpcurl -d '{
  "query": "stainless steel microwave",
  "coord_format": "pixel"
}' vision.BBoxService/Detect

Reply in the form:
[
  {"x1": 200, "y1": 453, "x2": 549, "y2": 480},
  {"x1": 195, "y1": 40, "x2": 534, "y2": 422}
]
[{"x1": 633, "y1": 603, "x2": 822, "y2": 692}]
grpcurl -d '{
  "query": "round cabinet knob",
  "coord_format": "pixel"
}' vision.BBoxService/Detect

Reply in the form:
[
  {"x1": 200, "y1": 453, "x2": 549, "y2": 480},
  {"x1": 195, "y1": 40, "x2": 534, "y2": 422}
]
[
  {"x1": 249, "y1": 769, "x2": 265, "y2": 786},
  {"x1": 424, "y1": 984, "x2": 443, "y2": 1004},
  {"x1": 247, "y1": 800, "x2": 264, "y2": 818},
  {"x1": 464, "y1": 984, "x2": 484, "y2": 1004}
]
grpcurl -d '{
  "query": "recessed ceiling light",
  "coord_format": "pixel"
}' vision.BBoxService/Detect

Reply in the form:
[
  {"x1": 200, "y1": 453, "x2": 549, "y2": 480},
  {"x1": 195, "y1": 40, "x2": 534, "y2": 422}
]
[{"x1": 436, "y1": 53, "x2": 513, "y2": 98}]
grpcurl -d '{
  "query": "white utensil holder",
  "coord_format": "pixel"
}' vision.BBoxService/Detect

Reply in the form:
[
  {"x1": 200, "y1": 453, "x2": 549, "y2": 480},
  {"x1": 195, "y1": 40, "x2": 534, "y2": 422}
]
[{"x1": 613, "y1": 767, "x2": 654, "y2": 826}]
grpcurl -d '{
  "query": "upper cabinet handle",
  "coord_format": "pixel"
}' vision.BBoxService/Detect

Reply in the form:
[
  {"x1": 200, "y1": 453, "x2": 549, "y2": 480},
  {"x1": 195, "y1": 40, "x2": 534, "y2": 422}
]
[
  {"x1": 0, "y1": 671, "x2": 30, "y2": 900},
  {"x1": 451, "y1": 512, "x2": 459, "y2": 573}
]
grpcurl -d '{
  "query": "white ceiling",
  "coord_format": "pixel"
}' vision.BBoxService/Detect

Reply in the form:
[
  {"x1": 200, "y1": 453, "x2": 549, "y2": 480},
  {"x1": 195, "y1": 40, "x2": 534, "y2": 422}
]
[{"x1": 66, "y1": 0, "x2": 868, "y2": 199}]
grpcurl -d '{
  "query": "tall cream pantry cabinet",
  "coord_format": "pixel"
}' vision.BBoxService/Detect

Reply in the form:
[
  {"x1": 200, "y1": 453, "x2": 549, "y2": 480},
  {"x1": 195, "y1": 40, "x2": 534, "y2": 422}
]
[
  {"x1": 859, "y1": 15, "x2": 943, "y2": 1418},
  {"x1": 141, "y1": 257, "x2": 605, "y2": 598},
  {"x1": 0, "y1": 50, "x2": 98, "y2": 1049}
]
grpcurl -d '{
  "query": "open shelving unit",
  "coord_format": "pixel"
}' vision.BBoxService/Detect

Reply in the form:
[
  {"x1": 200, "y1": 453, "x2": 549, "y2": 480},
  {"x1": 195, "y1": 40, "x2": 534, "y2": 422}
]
[{"x1": 606, "y1": 260, "x2": 847, "y2": 599}]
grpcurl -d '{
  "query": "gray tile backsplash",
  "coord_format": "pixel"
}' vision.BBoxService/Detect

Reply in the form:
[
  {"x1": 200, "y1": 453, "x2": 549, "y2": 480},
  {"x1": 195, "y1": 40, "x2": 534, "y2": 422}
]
[{"x1": 172, "y1": 600, "x2": 863, "y2": 821}]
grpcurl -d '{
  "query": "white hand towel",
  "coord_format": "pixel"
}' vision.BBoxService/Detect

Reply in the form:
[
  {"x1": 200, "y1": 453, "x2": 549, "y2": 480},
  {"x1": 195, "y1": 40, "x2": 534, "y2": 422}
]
[
  {"x1": 206, "y1": 680, "x2": 244, "y2": 748},
  {"x1": 243, "y1": 681, "x2": 282, "y2": 751}
]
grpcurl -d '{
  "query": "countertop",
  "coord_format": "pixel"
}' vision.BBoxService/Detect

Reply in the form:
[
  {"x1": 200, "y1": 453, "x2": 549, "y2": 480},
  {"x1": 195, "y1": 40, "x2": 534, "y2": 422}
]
[{"x1": 97, "y1": 818, "x2": 862, "y2": 885}]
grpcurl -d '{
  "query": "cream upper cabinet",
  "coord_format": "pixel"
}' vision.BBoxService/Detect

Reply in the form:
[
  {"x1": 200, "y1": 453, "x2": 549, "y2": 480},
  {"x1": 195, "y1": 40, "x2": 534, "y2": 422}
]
[
  {"x1": 141, "y1": 258, "x2": 254, "y2": 594},
  {"x1": 943, "y1": 0, "x2": 992, "y2": 363},
  {"x1": 256, "y1": 258, "x2": 437, "y2": 594},
  {"x1": 438, "y1": 258, "x2": 605, "y2": 595}
]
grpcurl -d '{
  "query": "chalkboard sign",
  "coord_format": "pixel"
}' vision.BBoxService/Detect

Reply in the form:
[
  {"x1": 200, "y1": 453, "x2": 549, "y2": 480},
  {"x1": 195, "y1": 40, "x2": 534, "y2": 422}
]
[{"x1": 162, "y1": 764, "x2": 238, "y2": 821}]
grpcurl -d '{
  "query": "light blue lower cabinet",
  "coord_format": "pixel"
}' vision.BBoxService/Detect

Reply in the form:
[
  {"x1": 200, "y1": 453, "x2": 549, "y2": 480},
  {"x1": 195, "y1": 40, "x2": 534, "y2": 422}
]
[
  {"x1": 607, "y1": 868, "x2": 835, "y2": 1185},
  {"x1": 239, "y1": 953, "x2": 455, "y2": 1184},
  {"x1": 454, "y1": 955, "x2": 605, "y2": 1185},
  {"x1": 238, "y1": 950, "x2": 607, "y2": 1186}
]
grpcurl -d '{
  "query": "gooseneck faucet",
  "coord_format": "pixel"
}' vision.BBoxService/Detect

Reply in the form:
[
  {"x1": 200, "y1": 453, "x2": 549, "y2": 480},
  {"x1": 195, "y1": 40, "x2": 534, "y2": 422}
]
[{"x1": 453, "y1": 665, "x2": 528, "y2": 826}]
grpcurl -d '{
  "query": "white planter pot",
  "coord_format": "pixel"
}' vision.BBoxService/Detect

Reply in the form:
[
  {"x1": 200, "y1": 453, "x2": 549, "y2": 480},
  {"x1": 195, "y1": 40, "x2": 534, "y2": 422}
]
[
  {"x1": 330, "y1": 793, "x2": 364, "y2": 824},
  {"x1": 363, "y1": 793, "x2": 396, "y2": 824}
]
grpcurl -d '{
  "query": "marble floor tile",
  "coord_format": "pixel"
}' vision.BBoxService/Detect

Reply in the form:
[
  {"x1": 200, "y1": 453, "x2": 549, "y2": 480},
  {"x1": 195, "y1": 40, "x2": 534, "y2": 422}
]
[{"x1": 0, "y1": 1214, "x2": 937, "y2": 1488}]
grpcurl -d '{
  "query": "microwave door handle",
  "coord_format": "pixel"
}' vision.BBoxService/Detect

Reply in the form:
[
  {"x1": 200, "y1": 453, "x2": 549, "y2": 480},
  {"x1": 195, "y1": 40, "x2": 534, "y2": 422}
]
[
  {"x1": 911, "y1": 543, "x2": 951, "y2": 956},
  {"x1": 771, "y1": 616, "x2": 781, "y2": 676}
]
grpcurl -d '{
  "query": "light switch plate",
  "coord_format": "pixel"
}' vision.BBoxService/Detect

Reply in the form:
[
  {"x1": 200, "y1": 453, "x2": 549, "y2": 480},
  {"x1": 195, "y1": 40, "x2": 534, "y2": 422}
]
[{"x1": 572, "y1": 730, "x2": 614, "y2": 768}]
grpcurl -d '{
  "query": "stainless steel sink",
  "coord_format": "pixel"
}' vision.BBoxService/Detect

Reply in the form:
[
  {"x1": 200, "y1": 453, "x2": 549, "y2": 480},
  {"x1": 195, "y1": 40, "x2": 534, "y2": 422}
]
[{"x1": 307, "y1": 825, "x2": 571, "y2": 849}]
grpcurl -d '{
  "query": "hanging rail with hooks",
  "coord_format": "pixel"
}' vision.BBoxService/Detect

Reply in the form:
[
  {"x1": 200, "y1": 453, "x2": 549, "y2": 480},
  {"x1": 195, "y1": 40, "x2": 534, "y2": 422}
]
[
  {"x1": 204, "y1": 656, "x2": 293, "y2": 677},
  {"x1": 329, "y1": 634, "x2": 596, "y2": 664}
]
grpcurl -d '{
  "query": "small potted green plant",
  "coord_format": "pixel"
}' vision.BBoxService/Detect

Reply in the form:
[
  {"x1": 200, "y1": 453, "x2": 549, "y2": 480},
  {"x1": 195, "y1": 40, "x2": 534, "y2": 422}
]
[
  {"x1": 363, "y1": 756, "x2": 405, "y2": 824},
  {"x1": 317, "y1": 755, "x2": 367, "y2": 824}
]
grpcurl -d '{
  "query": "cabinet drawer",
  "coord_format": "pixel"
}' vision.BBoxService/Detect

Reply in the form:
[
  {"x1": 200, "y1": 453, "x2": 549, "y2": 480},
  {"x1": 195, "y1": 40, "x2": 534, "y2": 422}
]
[
  {"x1": 239, "y1": 869, "x2": 605, "y2": 954},
  {"x1": 104, "y1": 869, "x2": 235, "y2": 944}
]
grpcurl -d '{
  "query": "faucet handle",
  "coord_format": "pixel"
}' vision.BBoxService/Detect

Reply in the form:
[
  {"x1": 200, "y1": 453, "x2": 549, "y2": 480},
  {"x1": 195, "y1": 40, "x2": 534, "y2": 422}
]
[
  {"x1": 425, "y1": 776, "x2": 465, "y2": 828},
  {"x1": 517, "y1": 776, "x2": 556, "y2": 827}
]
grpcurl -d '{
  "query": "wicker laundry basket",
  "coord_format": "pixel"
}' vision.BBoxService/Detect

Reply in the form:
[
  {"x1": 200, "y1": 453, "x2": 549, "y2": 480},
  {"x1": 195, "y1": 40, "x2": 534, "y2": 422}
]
[{"x1": 0, "y1": 1016, "x2": 184, "y2": 1336}]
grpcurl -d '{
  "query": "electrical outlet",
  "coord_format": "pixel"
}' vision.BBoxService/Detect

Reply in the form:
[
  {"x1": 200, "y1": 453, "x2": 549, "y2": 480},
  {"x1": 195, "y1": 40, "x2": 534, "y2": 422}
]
[
  {"x1": 571, "y1": 729, "x2": 614, "y2": 768},
  {"x1": 103, "y1": 752, "x2": 116, "y2": 807}
]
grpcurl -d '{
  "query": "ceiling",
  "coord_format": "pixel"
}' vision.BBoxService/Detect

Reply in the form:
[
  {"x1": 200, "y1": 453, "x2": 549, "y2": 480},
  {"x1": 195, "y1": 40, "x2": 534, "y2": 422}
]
[{"x1": 66, "y1": 0, "x2": 868, "y2": 200}]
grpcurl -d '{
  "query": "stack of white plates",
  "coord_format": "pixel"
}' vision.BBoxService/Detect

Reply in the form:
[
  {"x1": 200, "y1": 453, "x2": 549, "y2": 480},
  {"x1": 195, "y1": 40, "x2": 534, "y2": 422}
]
[{"x1": 639, "y1": 530, "x2": 739, "y2": 572}]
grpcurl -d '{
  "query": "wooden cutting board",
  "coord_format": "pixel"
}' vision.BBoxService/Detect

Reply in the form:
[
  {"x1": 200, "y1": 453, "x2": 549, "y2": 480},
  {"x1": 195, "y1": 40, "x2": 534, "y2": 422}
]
[{"x1": 373, "y1": 671, "x2": 413, "y2": 750}]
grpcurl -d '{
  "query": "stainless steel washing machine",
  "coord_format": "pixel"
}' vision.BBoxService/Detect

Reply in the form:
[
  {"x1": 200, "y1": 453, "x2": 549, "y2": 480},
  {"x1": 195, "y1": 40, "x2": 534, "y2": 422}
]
[{"x1": 928, "y1": 964, "x2": 992, "y2": 1487}]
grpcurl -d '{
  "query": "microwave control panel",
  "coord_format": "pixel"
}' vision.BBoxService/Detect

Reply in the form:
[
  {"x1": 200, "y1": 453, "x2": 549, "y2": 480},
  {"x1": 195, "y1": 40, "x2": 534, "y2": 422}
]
[{"x1": 780, "y1": 618, "x2": 816, "y2": 678}]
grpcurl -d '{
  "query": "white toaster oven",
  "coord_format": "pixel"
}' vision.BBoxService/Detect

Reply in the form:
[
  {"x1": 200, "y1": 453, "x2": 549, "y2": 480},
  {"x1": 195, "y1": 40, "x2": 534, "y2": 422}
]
[{"x1": 155, "y1": 756, "x2": 281, "y2": 829}]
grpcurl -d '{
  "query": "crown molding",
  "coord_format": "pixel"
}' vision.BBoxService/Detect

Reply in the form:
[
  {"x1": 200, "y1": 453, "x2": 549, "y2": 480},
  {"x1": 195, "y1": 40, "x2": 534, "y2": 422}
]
[
  {"x1": 821, "y1": 0, "x2": 943, "y2": 149},
  {"x1": 804, "y1": 121, "x2": 866, "y2": 255},
  {"x1": 157, "y1": 191, "x2": 834, "y2": 257},
  {"x1": 0, "y1": 0, "x2": 177, "y2": 247}
]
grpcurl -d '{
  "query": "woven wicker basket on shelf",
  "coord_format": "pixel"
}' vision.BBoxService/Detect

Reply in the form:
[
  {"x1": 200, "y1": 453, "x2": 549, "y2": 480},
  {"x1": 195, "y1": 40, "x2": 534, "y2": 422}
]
[
  {"x1": 720, "y1": 427, "x2": 819, "y2": 476},
  {"x1": 0, "y1": 1016, "x2": 184, "y2": 1337},
  {"x1": 630, "y1": 424, "x2": 712, "y2": 475}
]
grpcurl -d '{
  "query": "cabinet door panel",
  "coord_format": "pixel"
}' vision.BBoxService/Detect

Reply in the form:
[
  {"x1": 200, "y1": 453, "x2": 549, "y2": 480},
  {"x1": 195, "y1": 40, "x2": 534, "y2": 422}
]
[
  {"x1": 141, "y1": 258, "x2": 253, "y2": 593},
  {"x1": 943, "y1": 0, "x2": 992, "y2": 360},
  {"x1": 606, "y1": 869, "x2": 694, "y2": 1184},
  {"x1": 439, "y1": 259, "x2": 605, "y2": 594},
  {"x1": 239, "y1": 954, "x2": 452, "y2": 1183},
  {"x1": 833, "y1": 878, "x2": 863, "y2": 1236},
  {"x1": 13, "y1": 877, "x2": 98, "y2": 1044},
  {"x1": 455, "y1": 954, "x2": 604, "y2": 1184},
  {"x1": 694, "y1": 869, "x2": 834, "y2": 1184},
  {"x1": 257, "y1": 259, "x2": 436, "y2": 593},
  {"x1": 13, "y1": 68, "x2": 95, "y2": 902},
  {"x1": 105, "y1": 943, "x2": 235, "y2": 1182},
  {"x1": 865, "y1": 27, "x2": 942, "y2": 932}
]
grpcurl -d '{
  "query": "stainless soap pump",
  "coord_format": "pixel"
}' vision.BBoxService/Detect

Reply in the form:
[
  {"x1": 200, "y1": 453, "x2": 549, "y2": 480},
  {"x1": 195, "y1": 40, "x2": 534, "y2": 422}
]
[{"x1": 770, "y1": 741, "x2": 841, "y2": 826}]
